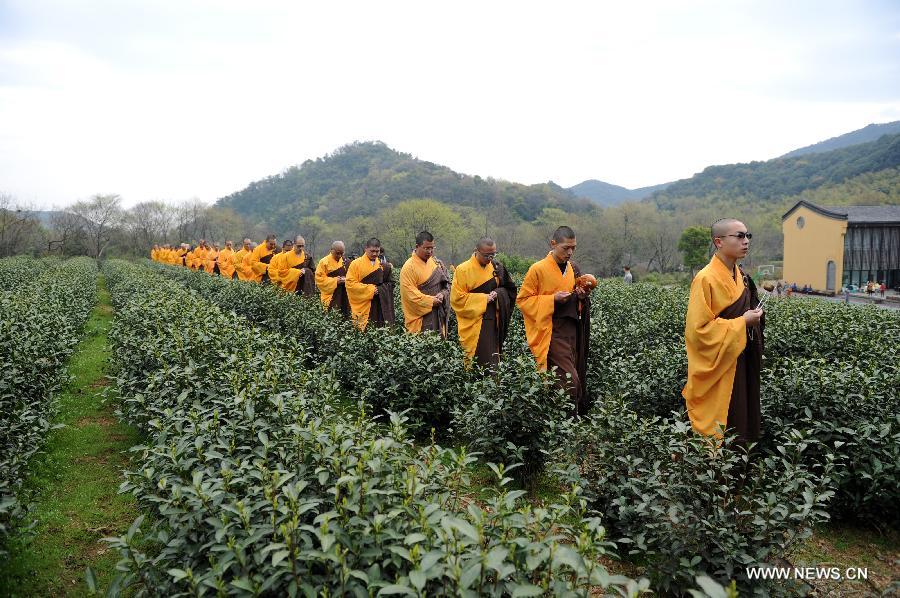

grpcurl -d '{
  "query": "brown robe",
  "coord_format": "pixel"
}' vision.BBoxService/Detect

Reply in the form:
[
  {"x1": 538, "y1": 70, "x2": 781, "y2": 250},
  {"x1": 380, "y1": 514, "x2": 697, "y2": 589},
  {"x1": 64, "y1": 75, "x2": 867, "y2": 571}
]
[
  {"x1": 290, "y1": 254, "x2": 317, "y2": 296},
  {"x1": 471, "y1": 260, "x2": 517, "y2": 368},
  {"x1": 417, "y1": 261, "x2": 451, "y2": 337},
  {"x1": 718, "y1": 267, "x2": 764, "y2": 445},
  {"x1": 327, "y1": 259, "x2": 351, "y2": 317},
  {"x1": 259, "y1": 252, "x2": 276, "y2": 285},
  {"x1": 361, "y1": 263, "x2": 396, "y2": 328},
  {"x1": 547, "y1": 262, "x2": 592, "y2": 416}
]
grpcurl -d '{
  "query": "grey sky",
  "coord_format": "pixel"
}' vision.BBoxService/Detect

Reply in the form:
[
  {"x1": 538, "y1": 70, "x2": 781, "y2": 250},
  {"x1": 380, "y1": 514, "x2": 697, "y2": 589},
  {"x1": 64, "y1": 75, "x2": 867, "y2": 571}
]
[{"x1": 2, "y1": 0, "x2": 899, "y2": 209}]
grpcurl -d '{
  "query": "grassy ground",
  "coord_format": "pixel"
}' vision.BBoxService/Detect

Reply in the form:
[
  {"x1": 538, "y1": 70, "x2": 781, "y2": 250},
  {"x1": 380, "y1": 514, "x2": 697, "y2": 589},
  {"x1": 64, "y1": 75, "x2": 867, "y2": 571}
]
[{"x1": 0, "y1": 277, "x2": 140, "y2": 597}]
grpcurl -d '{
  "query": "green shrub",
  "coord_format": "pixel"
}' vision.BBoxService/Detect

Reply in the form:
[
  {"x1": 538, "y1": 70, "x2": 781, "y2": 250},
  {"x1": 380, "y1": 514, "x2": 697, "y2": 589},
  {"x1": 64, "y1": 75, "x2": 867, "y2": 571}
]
[{"x1": 558, "y1": 399, "x2": 836, "y2": 596}]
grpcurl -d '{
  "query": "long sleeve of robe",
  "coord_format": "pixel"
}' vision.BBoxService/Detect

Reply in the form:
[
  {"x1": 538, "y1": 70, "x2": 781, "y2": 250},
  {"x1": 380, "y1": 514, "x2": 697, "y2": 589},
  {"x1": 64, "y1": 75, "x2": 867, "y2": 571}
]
[
  {"x1": 315, "y1": 254, "x2": 342, "y2": 307},
  {"x1": 450, "y1": 256, "x2": 493, "y2": 359},
  {"x1": 276, "y1": 250, "x2": 313, "y2": 293},
  {"x1": 268, "y1": 251, "x2": 288, "y2": 287},
  {"x1": 400, "y1": 254, "x2": 443, "y2": 333},
  {"x1": 516, "y1": 252, "x2": 575, "y2": 370},
  {"x1": 233, "y1": 249, "x2": 252, "y2": 280},
  {"x1": 217, "y1": 248, "x2": 236, "y2": 278},
  {"x1": 682, "y1": 255, "x2": 748, "y2": 437},
  {"x1": 245, "y1": 243, "x2": 274, "y2": 282},
  {"x1": 345, "y1": 256, "x2": 381, "y2": 329}
]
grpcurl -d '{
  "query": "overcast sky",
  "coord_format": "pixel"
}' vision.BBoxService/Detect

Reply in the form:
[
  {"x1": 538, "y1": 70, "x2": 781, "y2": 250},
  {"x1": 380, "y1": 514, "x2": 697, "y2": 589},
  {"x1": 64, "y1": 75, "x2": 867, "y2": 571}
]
[{"x1": 2, "y1": 0, "x2": 899, "y2": 209}]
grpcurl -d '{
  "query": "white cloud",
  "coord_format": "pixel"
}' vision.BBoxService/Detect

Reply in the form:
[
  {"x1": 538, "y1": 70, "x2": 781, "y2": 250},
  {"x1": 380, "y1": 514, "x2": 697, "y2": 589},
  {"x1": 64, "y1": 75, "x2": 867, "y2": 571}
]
[{"x1": 0, "y1": 0, "x2": 898, "y2": 208}]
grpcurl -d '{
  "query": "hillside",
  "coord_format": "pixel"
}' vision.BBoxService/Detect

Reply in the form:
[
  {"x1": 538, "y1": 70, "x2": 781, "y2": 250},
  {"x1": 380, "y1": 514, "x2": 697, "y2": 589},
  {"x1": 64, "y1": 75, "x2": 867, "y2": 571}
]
[
  {"x1": 568, "y1": 179, "x2": 670, "y2": 206},
  {"x1": 781, "y1": 121, "x2": 900, "y2": 158},
  {"x1": 651, "y1": 132, "x2": 900, "y2": 209},
  {"x1": 216, "y1": 141, "x2": 595, "y2": 225}
]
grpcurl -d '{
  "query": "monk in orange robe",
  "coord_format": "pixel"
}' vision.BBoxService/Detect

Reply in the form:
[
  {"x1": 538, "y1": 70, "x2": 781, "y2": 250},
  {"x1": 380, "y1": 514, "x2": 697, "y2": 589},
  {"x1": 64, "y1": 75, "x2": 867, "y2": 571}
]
[
  {"x1": 233, "y1": 239, "x2": 253, "y2": 281},
  {"x1": 399, "y1": 231, "x2": 450, "y2": 337},
  {"x1": 150, "y1": 244, "x2": 160, "y2": 261},
  {"x1": 450, "y1": 237, "x2": 517, "y2": 368},
  {"x1": 516, "y1": 226, "x2": 593, "y2": 415},
  {"x1": 245, "y1": 235, "x2": 278, "y2": 284},
  {"x1": 315, "y1": 241, "x2": 351, "y2": 316},
  {"x1": 204, "y1": 243, "x2": 219, "y2": 275},
  {"x1": 274, "y1": 236, "x2": 317, "y2": 294},
  {"x1": 345, "y1": 237, "x2": 396, "y2": 330},
  {"x1": 217, "y1": 241, "x2": 236, "y2": 279},
  {"x1": 176, "y1": 244, "x2": 189, "y2": 267},
  {"x1": 268, "y1": 239, "x2": 294, "y2": 287},
  {"x1": 683, "y1": 218, "x2": 764, "y2": 445}
]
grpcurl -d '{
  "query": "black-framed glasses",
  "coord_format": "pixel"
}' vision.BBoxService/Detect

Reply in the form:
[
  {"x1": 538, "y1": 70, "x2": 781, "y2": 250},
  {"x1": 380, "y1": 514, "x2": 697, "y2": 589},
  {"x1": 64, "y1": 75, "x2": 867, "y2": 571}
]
[
  {"x1": 720, "y1": 232, "x2": 752, "y2": 240},
  {"x1": 295, "y1": 244, "x2": 305, "y2": 248},
  {"x1": 476, "y1": 250, "x2": 496, "y2": 259}
]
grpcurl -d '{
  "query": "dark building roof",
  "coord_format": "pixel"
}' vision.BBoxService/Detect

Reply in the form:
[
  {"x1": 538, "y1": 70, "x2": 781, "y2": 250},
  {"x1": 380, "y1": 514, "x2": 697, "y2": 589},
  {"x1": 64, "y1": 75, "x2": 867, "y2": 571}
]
[{"x1": 783, "y1": 200, "x2": 900, "y2": 225}]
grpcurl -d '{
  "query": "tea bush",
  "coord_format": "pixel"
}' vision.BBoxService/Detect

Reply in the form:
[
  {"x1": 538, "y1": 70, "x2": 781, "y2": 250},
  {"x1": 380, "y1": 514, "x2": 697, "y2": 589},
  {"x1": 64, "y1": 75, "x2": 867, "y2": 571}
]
[
  {"x1": 103, "y1": 260, "x2": 645, "y2": 597},
  {"x1": 556, "y1": 398, "x2": 836, "y2": 596},
  {"x1": 0, "y1": 257, "x2": 97, "y2": 553}
]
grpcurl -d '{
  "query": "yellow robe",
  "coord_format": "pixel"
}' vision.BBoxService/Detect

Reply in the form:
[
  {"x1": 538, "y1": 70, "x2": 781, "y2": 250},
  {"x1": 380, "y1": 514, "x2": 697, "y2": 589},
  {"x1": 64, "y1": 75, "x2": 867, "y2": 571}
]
[
  {"x1": 151, "y1": 248, "x2": 158, "y2": 261},
  {"x1": 245, "y1": 243, "x2": 275, "y2": 283},
  {"x1": 345, "y1": 255, "x2": 383, "y2": 330},
  {"x1": 315, "y1": 254, "x2": 345, "y2": 308},
  {"x1": 450, "y1": 255, "x2": 494, "y2": 360},
  {"x1": 682, "y1": 255, "x2": 748, "y2": 437},
  {"x1": 233, "y1": 248, "x2": 252, "y2": 280},
  {"x1": 217, "y1": 248, "x2": 236, "y2": 278},
  {"x1": 204, "y1": 250, "x2": 218, "y2": 274},
  {"x1": 516, "y1": 252, "x2": 576, "y2": 370},
  {"x1": 399, "y1": 254, "x2": 441, "y2": 333},
  {"x1": 177, "y1": 248, "x2": 188, "y2": 267},
  {"x1": 272, "y1": 250, "x2": 309, "y2": 292}
]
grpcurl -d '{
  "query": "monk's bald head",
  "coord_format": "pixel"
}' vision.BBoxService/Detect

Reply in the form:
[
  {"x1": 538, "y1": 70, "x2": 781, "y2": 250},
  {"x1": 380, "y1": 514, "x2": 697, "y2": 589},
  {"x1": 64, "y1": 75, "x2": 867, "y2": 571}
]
[
  {"x1": 476, "y1": 236, "x2": 495, "y2": 251},
  {"x1": 331, "y1": 241, "x2": 345, "y2": 251},
  {"x1": 711, "y1": 218, "x2": 743, "y2": 240}
]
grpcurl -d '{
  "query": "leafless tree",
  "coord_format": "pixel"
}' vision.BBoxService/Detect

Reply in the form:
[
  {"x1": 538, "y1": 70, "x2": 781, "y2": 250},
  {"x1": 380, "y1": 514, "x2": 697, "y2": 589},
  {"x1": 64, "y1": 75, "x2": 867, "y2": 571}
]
[
  {"x1": 69, "y1": 193, "x2": 123, "y2": 259},
  {"x1": 0, "y1": 193, "x2": 41, "y2": 257}
]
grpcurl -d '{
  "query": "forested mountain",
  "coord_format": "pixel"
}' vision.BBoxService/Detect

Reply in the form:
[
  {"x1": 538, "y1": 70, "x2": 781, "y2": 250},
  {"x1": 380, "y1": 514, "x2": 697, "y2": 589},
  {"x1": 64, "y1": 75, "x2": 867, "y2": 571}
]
[
  {"x1": 568, "y1": 179, "x2": 670, "y2": 206},
  {"x1": 216, "y1": 141, "x2": 595, "y2": 226},
  {"x1": 650, "y1": 132, "x2": 900, "y2": 209},
  {"x1": 781, "y1": 121, "x2": 900, "y2": 158}
]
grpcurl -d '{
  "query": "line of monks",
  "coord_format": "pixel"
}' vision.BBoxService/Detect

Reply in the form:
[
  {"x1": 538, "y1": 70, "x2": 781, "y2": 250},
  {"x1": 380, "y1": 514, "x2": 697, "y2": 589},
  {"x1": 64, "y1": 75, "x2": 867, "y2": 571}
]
[{"x1": 152, "y1": 220, "x2": 765, "y2": 444}]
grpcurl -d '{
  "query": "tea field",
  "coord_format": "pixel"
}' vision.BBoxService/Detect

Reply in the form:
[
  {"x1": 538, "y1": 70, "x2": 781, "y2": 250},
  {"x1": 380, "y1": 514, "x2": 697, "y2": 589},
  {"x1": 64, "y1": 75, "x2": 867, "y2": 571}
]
[{"x1": 0, "y1": 256, "x2": 897, "y2": 597}]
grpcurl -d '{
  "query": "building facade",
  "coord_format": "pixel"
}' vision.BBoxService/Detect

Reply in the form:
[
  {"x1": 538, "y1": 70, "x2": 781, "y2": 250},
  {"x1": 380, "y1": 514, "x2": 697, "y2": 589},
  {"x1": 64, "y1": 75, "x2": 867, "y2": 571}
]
[{"x1": 782, "y1": 201, "x2": 900, "y2": 292}]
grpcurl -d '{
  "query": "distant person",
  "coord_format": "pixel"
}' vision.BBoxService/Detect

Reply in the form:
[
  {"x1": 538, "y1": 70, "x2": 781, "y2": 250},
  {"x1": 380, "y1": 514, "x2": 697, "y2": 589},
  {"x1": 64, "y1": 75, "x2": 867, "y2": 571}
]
[
  {"x1": 682, "y1": 218, "x2": 763, "y2": 446},
  {"x1": 217, "y1": 241, "x2": 236, "y2": 279},
  {"x1": 315, "y1": 241, "x2": 351, "y2": 317},
  {"x1": 623, "y1": 266, "x2": 633, "y2": 284},
  {"x1": 844, "y1": 287, "x2": 851, "y2": 304},
  {"x1": 345, "y1": 237, "x2": 396, "y2": 329},
  {"x1": 775, "y1": 281, "x2": 783, "y2": 296},
  {"x1": 880, "y1": 282, "x2": 886, "y2": 298},
  {"x1": 399, "y1": 231, "x2": 451, "y2": 337},
  {"x1": 450, "y1": 236, "x2": 517, "y2": 368}
]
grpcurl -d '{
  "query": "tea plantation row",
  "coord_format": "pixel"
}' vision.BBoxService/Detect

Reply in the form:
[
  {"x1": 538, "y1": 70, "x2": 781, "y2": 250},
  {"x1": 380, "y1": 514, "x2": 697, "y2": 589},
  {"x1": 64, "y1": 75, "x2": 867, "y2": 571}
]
[{"x1": 0, "y1": 257, "x2": 98, "y2": 555}]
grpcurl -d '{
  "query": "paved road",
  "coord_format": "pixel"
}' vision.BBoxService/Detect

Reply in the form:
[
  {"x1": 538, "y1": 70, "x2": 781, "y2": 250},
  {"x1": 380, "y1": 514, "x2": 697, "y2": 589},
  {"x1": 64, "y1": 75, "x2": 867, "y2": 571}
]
[{"x1": 769, "y1": 292, "x2": 900, "y2": 310}]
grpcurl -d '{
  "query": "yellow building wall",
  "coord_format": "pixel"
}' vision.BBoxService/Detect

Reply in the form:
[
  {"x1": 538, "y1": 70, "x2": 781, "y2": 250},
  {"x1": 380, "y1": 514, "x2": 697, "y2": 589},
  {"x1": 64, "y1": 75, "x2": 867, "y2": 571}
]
[{"x1": 782, "y1": 205, "x2": 847, "y2": 292}]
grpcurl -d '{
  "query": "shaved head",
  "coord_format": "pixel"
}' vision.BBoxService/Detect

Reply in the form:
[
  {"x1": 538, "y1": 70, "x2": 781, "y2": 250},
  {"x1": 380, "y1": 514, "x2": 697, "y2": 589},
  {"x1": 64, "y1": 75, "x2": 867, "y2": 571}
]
[
  {"x1": 711, "y1": 218, "x2": 743, "y2": 240},
  {"x1": 476, "y1": 236, "x2": 495, "y2": 250},
  {"x1": 294, "y1": 235, "x2": 305, "y2": 245},
  {"x1": 331, "y1": 241, "x2": 345, "y2": 251},
  {"x1": 552, "y1": 226, "x2": 576, "y2": 243}
]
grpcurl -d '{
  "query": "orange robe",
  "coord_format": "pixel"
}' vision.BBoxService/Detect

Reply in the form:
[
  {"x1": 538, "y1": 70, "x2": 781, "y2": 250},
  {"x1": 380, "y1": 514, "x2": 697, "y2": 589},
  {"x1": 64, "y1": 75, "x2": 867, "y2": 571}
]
[
  {"x1": 272, "y1": 250, "x2": 311, "y2": 292},
  {"x1": 233, "y1": 248, "x2": 252, "y2": 281},
  {"x1": 399, "y1": 254, "x2": 445, "y2": 333},
  {"x1": 345, "y1": 255, "x2": 383, "y2": 330},
  {"x1": 217, "y1": 248, "x2": 236, "y2": 279},
  {"x1": 204, "y1": 249, "x2": 218, "y2": 274},
  {"x1": 515, "y1": 252, "x2": 576, "y2": 370},
  {"x1": 315, "y1": 254, "x2": 346, "y2": 308},
  {"x1": 682, "y1": 255, "x2": 748, "y2": 437},
  {"x1": 450, "y1": 255, "x2": 495, "y2": 360},
  {"x1": 244, "y1": 243, "x2": 275, "y2": 283},
  {"x1": 176, "y1": 248, "x2": 188, "y2": 267}
]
